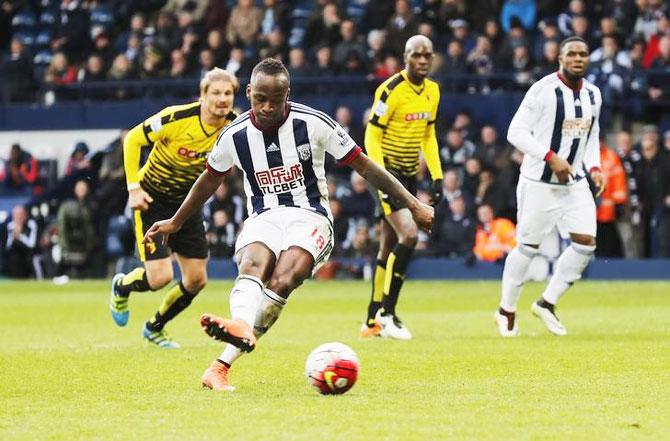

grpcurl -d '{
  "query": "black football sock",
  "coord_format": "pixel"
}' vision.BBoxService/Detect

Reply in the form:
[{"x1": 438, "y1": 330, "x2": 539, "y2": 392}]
[
  {"x1": 115, "y1": 267, "x2": 151, "y2": 297},
  {"x1": 366, "y1": 259, "x2": 386, "y2": 326},
  {"x1": 146, "y1": 281, "x2": 198, "y2": 332},
  {"x1": 381, "y1": 244, "x2": 413, "y2": 317}
]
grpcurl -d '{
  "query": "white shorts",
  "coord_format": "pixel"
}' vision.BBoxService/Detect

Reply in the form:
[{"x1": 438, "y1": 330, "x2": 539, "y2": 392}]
[
  {"x1": 235, "y1": 207, "x2": 334, "y2": 274},
  {"x1": 516, "y1": 175, "x2": 596, "y2": 245}
]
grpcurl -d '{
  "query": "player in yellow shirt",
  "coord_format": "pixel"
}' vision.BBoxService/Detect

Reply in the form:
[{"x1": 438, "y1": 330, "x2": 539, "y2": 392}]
[
  {"x1": 108, "y1": 68, "x2": 238, "y2": 348},
  {"x1": 361, "y1": 35, "x2": 443, "y2": 340}
]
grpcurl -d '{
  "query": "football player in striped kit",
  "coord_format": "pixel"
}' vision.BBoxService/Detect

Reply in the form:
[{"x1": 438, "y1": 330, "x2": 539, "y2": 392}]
[
  {"x1": 143, "y1": 58, "x2": 434, "y2": 390},
  {"x1": 495, "y1": 37, "x2": 606, "y2": 337}
]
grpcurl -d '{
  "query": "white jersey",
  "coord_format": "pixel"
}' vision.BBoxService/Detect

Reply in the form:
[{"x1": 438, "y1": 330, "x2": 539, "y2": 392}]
[
  {"x1": 207, "y1": 102, "x2": 361, "y2": 222},
  {"x1": 507, "y1": 72, "x2": 602, "y2": 185}
]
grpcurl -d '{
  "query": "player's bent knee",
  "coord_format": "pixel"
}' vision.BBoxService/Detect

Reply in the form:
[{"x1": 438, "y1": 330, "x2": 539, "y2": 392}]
[
  {"x1": 184, "y1": 274, "x2": 207, "y2": 294},
  {"x1": 147, "y1": 271, "x2": 173, "y2": 290},
  {"x1": 570, "y1": 234, "x2": 596, "y2": 247},
  {"x1": 268, "y1": 271, "x2": 307, "y2": 298}
]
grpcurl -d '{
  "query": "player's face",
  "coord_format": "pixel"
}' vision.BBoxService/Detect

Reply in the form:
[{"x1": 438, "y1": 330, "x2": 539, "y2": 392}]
[
  {"x1": 405, "y1": 44, "x2": 434, "y2": 80},
  {"x1": 247, "y1": 72, "x2": 290, "y2": 128},
  {"x1": 559, "y1": 41, "x2": 589, "y2": 79},
  {"x1": 202, "y1": 80, "x2": 235, "y2": 119}
]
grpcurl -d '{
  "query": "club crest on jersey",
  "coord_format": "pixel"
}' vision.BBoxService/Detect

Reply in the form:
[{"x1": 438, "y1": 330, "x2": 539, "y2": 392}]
[
  {"x1": 255, "y1": 163, "x2": 305, "y2": 195},
  {"x1": 296, "y1": 143, "x2": 312, "y2": 161},
  {"x1": 562, "y1": 118, "x2": 592, "y2": 138},
  {"x1": 405, "y1": 112, "x2": 431, "y2": 121}
]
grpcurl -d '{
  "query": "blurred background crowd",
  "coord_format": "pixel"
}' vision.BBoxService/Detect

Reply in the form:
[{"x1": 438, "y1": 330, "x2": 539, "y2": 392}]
[{"x1": 1, "y1": 0, "x2": 670, "y2": 279}]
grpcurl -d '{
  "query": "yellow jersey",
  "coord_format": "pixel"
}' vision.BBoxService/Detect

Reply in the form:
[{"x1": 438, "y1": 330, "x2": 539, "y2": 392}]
[
  {"x1": 365, "y1": 70, "x2": 442, "y2": 179},
  {"x1": 124, "y1": 102, "x2": 236, "y2": 203}
]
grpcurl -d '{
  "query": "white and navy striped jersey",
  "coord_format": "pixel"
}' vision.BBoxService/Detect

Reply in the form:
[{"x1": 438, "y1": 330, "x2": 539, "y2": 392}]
[
  {"x1": 507, "y1": 72, "x2": 602, "y2": 185},
  {"x1": 207, "y1": 102, "x2": 362, "y2": 222}
]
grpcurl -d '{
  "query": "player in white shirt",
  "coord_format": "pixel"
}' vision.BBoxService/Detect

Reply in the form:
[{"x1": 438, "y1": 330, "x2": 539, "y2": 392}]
[
  {"x1": 495, "y1": 37, "x2": 606, "y2": 337},
  {"x1": 143, "y1": 58, "x2": 434, "y2": 390}
]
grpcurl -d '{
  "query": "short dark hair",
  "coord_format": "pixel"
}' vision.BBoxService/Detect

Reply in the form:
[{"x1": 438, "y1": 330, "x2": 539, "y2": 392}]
[
  {"x1": 559, "y1": 36, "x2": 589, "y2": 52},
  {"x1": 251, "y1": 57, "x2": 290, "y2": 82}
]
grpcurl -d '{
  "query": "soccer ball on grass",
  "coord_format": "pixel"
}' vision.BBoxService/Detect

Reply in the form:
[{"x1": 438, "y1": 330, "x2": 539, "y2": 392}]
[{"x1": 305, "y1": 342, "x2": 359, "y2": 395}]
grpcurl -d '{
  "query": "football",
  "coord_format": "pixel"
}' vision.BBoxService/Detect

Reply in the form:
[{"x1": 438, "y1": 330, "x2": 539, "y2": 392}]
[{"x1": 305, "y1": 342, "x2": 360, "y2": 395}]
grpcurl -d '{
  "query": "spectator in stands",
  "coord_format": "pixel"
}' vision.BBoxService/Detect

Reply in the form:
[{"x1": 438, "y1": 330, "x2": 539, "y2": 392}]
[
  {"x1": 50, "y1": 0, "x2": 91, "y2": 62},
  {"x1": 452, "y1": 109, "x2": 477, "y2": 142},
  {"x1": 224, "y1": 47, "x2": 254, "y2": 79},
  {"x1": 259, "y1": 0, "x2": 291, "y2": 39},
  {"x1": 535, "y1": 39, "x2": 560, "y2": 77},
  {"x1": 441, "y1": 127, "x2": 476, "y2": 170},
  {"x1": 587, "y1": 35, "x2": 632, "y2": 129},
  {"x1": 341, "y1": 172, "x2": 376, "y2": 223},
  {"x1": 207, "y1": 209, "x2": 236, "y2": 258},
  {"x1": 2, "y1": 144, "x2": 38, "y2": 193},
  {"x1": 500, "y1": 0, "x2": 536, "y2": 33},
  {"x1": 57, "y1": 179, "x2": 97, "y2": 278},
  {"x1": 450, "y1": 18, "x2": 476, "y2": 54},
  {"x1": 597, "y1": 140, "x2": 628, "y2": 257},
  {"x1": 533, "y1": 19, "x2": 560, "y2": 62},
  {"x1": 139, "y1": 44, "x2": 165, "y2": 80},
  {"x1": 642, "y1": 13, "x2": 668, "y2": 68},
  {"x1": 336, "y1": 106, "x2": 363, "y2": 146},
  {"x1": 108, "y1": 54, "x2": 137, "y2": 100},
  {"x1": 557, "y1": 0, "x2": 586, "y2": 37},
  {"x1": 169, "y1": 49, "x2": 193, "y2": 80},
  {"x1": 594, "y1": 16, "x2": 624, "y2": 44},
  {"x1": 65, "y1": 142, "x2": 91, "y2": 176},
  {"x1": 497, "y1": 18, "x2": 529, "y2": 69},
  {"x1": 570, "y1": 15, "x2": 593, "y2": 48},
  {"x1": 473, "y1": 203, "x2": 516, "y2": 262},
  {"x1": 304, "y1": 1, "x2": 342, "y2": 53},
  {"x1": 124, "y1": 33, "x2": 143, "y2": 66},
  {"x1": 80, "y1": 54, "x2": 107, "y2": 100},
  {"x1": 362, "y1": 0, "x2": 395, "y2": 31},
  {"x1": 462, "y1": 157, "x2": 483, "y2": 199},
  {"x1": 313, "y1": 45, "x2": 335, "y2": 76},
  {"x1": 638, "y1": 127, "x2": 670, "y2": 256},
  {"x1": 202, "y1": 0, "x2": 230, "y2": 33},
  {"x1": 92, "y1": 31, "x2": 115, "y2": 70},
  {"x1": 153, "y1": 11, "x2": 180, "y2": 53},
  {"x1": 162, "y1": 0, "x2": 208, "y2": 23},
  {"x1": 441, "y1": 168, "x2": 473, "y2": 211},
  {"x1": 258, "y1": 28, "x2": 288, "y2": 61},
  {"x1": 634, "y1": 0, "x2": 666, "y2": 42},
  {"x1": 511, "y1": 44, "x2": 534, "y2": 88},
  {"x1": 180, "y1": 26, "x2": 201, "y2": 66},
  {"x1": 366, "y1": 29, "x2": 389, "y2": 67},
  {"x1": 648, "y1": 35, "x2": 670, "y2": 105},
  {"x1": 483, "y1": 19, "x2": 503, "y2": 56},
  {"x1": 431, "y1": 195, "x2": 475, "y2": 258},
  {"x1": 288, "y1": 48, "x2": 312, "y2": 78},
  {"x1": 2, "y1": 37, "x2": 35, "y2": 102},
  {"x1": 329, "y1": 198, "x2": 349, "y2": 249},
  {"x1": 333, "y1": 20, "x2": 367, "y2": 71},
  {"x1": 226, "y1": 0, "x2": 263, "y2": 48},
  {"x1": 342, "y1": 220, "x2": 376, "y2": 259},
  {"x1": 615, "y1": 130, "x2": 645, "y2": 257},
  {"x1": 205, "y1": 29, "x2": 230, "y2": 66},
  {"x1": 441, "y1": 39, "x2": 468, "y2": 79},
  {"x1": 44, "y1": 52, "x2": 78, "y2": 101},
  {"x1": 115, "y1": 12, "x2": 147, "y2": 53},
  {"x1": 207, "y1": 180, "x2": 245, "y2": 232},
  {"x1": 385, "y1": 0, "x2": 420, "y2": 57},
  {"x1": 467, "y1": 35, "x2": 495, "y2": 77},
  {"x1": 1, "y1": 205, "x2": 39, "y2": 278},
  {"x1": 199, "y1": 48, "x2": 217, "y2": 75},
  {"x1": 96, "y1": 130, "x2": 128, "y2": 217}
]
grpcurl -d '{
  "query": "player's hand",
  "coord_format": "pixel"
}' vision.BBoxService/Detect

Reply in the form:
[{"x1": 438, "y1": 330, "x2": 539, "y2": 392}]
[
  {"x1": 548, "y1": 154, "x2": 573, "y2": 183},
  {"x1": 429, "y1": 179, "x2": 443, "y2": 206},
  {"x1": 409, "y1": 200, "x2": 434, "y2": 233},
  {"x1": 591, "y1": 170, "x2": 606, "y2": 197},
  {"x1": 143, "y1": 219, "x2": 181, "y2": 245},
  {"x1": 128, "y1": 187, "x2": 154, "y2": 211}
]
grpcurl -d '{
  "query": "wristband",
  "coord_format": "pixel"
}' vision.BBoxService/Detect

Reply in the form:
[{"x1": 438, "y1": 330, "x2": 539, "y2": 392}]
[
  {"x1": 127, "y1": 183, "x2": 141, "y2": 191},
  {"x1": 543, "y1": 151, "x2": 555, "y2": 162},
  {"x1": 589, "y1": 167, "x2": 601, "y2": 174}
]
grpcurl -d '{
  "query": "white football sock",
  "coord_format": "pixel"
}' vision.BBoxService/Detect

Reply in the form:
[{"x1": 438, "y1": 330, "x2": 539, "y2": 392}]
[
  {"x1": 229, "y1": 275, "x2": 264, "y2": 328},
  {"x1": 218, "y1": 287, "x2": 287, "y2": 367},
  {"x1": 500, "y1": 244, "x2": 538, "y2": 312},
  {"x1": 542, "y1": 242, "x2": 595, "y2": 305},
  {"x1": 253, "y1": 288, "x2": 287, "y2": 338},
  {"x1": 218, "y1": 344, "x2": 243, "y2": 366}
]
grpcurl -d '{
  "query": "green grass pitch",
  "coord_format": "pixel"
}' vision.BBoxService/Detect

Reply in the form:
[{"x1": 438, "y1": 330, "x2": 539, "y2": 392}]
[{"x1": 1, "y1": 279, "x2": 669, "y2": 440}]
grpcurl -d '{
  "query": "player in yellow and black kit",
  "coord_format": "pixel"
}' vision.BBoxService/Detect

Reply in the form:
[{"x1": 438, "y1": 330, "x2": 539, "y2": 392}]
[
  {"x1": 360, "y1": 36, "x2": 443, "y2": 340},
  {"x1": 108, "y1": 68, "x2": 238, "y2": 348}
]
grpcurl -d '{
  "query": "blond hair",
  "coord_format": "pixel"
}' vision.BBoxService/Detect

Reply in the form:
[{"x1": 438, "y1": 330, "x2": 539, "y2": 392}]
[{"x1": 199, "y1": 68, "x2": 239, "y2": 95}]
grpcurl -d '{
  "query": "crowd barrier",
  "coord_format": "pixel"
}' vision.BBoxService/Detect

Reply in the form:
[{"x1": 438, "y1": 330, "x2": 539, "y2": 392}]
[{"x1": 203, "y1": 258, "x2": 670, "y2": 280}]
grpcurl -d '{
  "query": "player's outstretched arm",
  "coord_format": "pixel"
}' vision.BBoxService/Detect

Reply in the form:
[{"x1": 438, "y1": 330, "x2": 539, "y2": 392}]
[
  {"x1": 143, "y1": 169, "x2": 225, "y2": 244},
  {"x1": 349, "y1": 153, "x2": 434, "y2": 232}
]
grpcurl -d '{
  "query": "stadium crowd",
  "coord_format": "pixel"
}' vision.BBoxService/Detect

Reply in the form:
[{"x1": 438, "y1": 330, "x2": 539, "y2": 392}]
[{"x1": 1, "y1": 0, "x2": 670, "y2": 279}]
